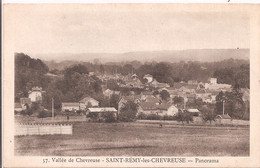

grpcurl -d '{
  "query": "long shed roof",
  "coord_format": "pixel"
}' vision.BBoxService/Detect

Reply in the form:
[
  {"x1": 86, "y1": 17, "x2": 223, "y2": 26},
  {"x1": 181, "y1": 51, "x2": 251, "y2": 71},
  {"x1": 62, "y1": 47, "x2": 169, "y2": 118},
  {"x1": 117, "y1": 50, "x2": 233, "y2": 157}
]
[{"x1": 88, "y1": 107, "x2": 117, "y2": 113}]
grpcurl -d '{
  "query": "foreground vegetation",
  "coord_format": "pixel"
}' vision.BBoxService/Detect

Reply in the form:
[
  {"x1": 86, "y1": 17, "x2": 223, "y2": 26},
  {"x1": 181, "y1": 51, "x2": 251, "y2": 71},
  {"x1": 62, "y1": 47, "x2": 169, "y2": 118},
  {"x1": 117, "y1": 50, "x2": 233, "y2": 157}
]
[{"x1": 15, "y1": 122, "x2": 249, "y2": 156}]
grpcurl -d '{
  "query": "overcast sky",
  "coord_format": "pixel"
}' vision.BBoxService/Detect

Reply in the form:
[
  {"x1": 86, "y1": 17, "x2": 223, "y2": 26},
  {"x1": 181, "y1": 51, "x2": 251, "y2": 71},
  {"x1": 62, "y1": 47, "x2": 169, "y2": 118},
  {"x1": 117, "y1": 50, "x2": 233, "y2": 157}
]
[{"x1": 6, "y1": 4, "x2": 249, "y2": 55}]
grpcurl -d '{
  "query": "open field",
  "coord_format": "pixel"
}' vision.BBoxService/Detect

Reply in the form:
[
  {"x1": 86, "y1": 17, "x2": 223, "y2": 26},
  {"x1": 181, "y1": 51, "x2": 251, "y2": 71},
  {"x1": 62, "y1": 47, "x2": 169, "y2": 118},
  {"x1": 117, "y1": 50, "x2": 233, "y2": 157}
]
[{"x1": 15, "y1": 121, "x2": 249, "y2": 156}]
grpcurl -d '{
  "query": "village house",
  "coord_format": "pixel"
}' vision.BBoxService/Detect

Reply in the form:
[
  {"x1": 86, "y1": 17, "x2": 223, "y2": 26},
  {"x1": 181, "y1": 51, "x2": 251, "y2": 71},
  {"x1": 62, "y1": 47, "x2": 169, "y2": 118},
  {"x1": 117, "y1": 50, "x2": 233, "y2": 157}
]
[
  {"x1": 45, "y1": 72, "x2": 58, "y2": 78},
  {"x1": 140, "y1": 91, "x2": 155, "y2": 99},
  {"x1": 131, "y1": 74, "x2": 139, "y2": 80},
  {"x1": 103, "y1": 89, "x2": 120, "y2": 98},
  {"x1": 160, "y1": 87, "x2": 186, "y2": 98},
  {"x1": 195, "y1": 89, "x2": 210, "y2": 99},
  {"x1": 138, "y1": 101, "x2": 178, "y2": 116},
  {"x1": 61, "y1": 102, "x2": 80, "y2": 112},
  {"x1": 178, "y1": 85, "x2": 197, "y2": 94},
  {"x1": 143, "y1": 74, "x2": 153, "y2": 83},
  {"x1": 186, "y1": 93, "x2": 196, "y2": 103},
  {"x1": 203, "y1": 90, "x2": 219, "y2": 103},
  {"x1": 187, "y1": 109, "x2": 201, "y2": 116},
  {"x1": 118, "y1": 95, "x2": 141, "y2": 114},
  {"x1": 209, "y1": 78, "x2": 217, "y2": 84},
  {"x1": 79, "y1": 97, "x2": 99, "y2": 110},
  {"x1": 188, "y1": 80, "x2": 198, "y2": 85},
  {"x1": 119, "y1": 74, "x2": 144, "y2": 89},
  {"x1": 215, "y1": 114, "x2": 232, "y2": 124},
  {"x1": 149, "y1": 79, "x2": 170, "y2": 88},
  {"x1": 88, "y1": 72, "x2": 95, "y2": 76},
  {"x1": 186, "y1": 108, "x2": 202, "y2": 123},
  {"x1": 204, "y1": 78, "x2": 232, "y2": 91},
  {"x1": 28, "y1": 86, "x2": 45, "y2": 103},
  {"x1": 173, "y1": 82, "x2": 199, "y2": 93}
]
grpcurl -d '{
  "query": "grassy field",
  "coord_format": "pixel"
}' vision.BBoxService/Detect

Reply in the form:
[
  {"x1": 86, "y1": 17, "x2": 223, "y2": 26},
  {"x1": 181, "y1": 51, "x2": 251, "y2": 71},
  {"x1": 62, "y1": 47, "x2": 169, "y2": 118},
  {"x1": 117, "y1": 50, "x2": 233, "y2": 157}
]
[{"x1": 15, "y1": 121, "x2": 249, "y2": 156}]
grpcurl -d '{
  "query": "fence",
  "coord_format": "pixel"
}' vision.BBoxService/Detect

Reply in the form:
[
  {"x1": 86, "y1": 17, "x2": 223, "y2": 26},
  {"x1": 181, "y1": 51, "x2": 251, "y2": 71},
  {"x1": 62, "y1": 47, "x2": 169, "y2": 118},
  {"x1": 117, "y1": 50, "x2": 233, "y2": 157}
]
[{"x1": 15, "y1": 123, "x2": 73, "y2": 136}]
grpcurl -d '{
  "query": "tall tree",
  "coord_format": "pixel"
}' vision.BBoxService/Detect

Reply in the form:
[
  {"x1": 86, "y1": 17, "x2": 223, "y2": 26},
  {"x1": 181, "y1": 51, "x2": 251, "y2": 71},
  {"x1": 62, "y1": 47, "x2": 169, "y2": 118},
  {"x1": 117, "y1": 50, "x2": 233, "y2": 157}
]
[
  {"x1": 160, "y1": 90, "x2": 170, "y2": 101},
  {"x1": 119, "y1": 101, "x2": 138, "y2": 122},
  {"x1": 215, "y1": 89, "x2": 246, "y2": 119}
]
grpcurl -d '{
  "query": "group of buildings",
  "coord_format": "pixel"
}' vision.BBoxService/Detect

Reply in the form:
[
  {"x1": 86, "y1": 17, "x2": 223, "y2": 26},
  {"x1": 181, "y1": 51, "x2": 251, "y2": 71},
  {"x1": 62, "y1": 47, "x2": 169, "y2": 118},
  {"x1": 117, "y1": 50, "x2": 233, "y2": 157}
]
[
  {"x1": 59, "y1": 74, "x2": 235, "y2": 120},
  {"x1": 15, "y1": 73, "x2": 249, "y2": 122},
  {"x1": 14, "y1": 87, "x2": 44, "y2": 112}
]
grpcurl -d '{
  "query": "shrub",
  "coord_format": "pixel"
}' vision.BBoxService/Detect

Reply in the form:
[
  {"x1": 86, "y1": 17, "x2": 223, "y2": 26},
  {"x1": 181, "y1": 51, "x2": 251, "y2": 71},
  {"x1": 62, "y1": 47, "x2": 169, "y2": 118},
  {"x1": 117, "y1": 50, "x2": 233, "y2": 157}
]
[
  {"x1": 137, "y1": 112, "x2": 148, "y2": 120},
  {"x1": 177, "y1": 112, "x2": 193, "y2": 124},
  {"x1": 101, "y1": 112, "x2": 117, "y2": 123},
  {"x1": 146, "y1": 114, "x2": 162, "y2": 120},
  {"x1": 119, "y1": 101, "x2": 138, "y2": 122},
  {"x1": 38, "y1": 110, "x2": 47, "y2": 118},
  {"x1": 88, "y1": 112, "x2": 99, "y2": 122},
  {"x1": 162, "y1": 115, "x2": 178, "y2": 120}
]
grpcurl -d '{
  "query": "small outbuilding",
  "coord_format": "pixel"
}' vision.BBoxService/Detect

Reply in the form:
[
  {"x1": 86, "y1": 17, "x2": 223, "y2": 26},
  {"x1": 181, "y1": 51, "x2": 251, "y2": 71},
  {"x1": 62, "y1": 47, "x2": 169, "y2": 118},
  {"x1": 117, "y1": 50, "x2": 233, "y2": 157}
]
[
  {"x1": 61, "y1": 102, "x2": 80, "y2": 112},
  {"x1": 215, "y1": 114, "x2": 232, "y2": 124},
  {"x1": 187, "y1": 109, "x2": 200, "y2": 116}
]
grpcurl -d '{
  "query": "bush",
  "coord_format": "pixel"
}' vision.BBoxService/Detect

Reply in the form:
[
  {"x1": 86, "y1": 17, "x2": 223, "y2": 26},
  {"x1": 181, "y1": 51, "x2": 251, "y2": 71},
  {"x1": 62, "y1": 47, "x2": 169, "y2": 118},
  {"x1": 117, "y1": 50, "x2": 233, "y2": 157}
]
[
  {"x1": 38, "y1": 110, "x2": 47, "y2": 118},
  {"x1": 101, "y1": 112, "x2": 117, "y2": 123},
  {"x1": 177, "y1": 112, "x2": 193, "y2": 124},
  {"x1": 87, "y1": 112, "x2": 99, "y2": 122},
  {"x1": 137, "y1": 113, "x2": 177, "y2": 121},
  {"x1": 137, "y1": 112, "x2": 148, "y2": 120},
  {"x1": 20, "y1": 109, "x2": 33, "y2": 116},
  {"x1": 119, "y1": 101, "x2": 138, "y2": 122},
  {"x1": 146, "y1": 114, "x2": 162, "y2": 120},
  {"x1": 162, "y1": 115, "x2": 178, "y2": 121}
]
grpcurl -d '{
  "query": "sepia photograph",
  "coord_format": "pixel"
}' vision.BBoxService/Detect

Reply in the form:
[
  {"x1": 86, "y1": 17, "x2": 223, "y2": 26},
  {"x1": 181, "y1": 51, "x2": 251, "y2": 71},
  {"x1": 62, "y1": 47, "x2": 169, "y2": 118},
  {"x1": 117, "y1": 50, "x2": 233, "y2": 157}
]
[{"x1": 3, "y1": 3, "x2": 260, "y2": 168}]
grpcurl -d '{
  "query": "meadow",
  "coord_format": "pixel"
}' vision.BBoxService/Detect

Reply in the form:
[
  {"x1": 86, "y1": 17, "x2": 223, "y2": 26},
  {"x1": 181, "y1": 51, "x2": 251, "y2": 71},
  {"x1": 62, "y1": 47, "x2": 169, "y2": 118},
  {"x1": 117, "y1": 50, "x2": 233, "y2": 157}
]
[{"x1": 15, "y1": 121, "x2": 249, "y2": 156}]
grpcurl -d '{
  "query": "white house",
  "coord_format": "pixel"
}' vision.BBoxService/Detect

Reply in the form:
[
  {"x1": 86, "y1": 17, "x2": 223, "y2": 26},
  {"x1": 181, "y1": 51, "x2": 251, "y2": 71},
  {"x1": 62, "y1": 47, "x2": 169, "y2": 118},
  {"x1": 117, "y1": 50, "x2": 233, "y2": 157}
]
[
  {"x1": 187, "y1": 109, "x2": 201, "y2": 116},
  {"x1": 28, "y1": 87, "x2": 44, "y2": 102},
  {"x1": 138, "y1": 100, "x2": 178, "y2": 117},
  {"x1": 79, "y1": 97, "x2": 99, "y2": 110},
  {"x1": 143, "y1": 74, "x2": 153, "y2": 83},
  {"x1": 131, "y1": 74, "x2": 139, "y2": 80},
  {"x1": 103, "y1": 89, "x2": 120, "y2": 98},
  {"x1": 61, "y1": 102, "x2": 80, "y2": 112},
  {"x1": 165, "y1": 105, "x2": 179, "y2": 116}
]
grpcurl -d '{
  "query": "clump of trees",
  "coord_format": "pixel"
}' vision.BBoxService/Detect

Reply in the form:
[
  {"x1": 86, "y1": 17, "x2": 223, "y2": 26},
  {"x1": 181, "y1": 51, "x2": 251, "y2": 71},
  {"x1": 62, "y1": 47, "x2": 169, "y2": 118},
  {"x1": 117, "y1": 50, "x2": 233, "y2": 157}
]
[
  {"x1": 38, "y1": 110, "x2": 47, "y2": 118},
  {"x1": 160, "y1": 90, "x2": 170, "y2": 101},
  {"x1": 176, "y1": 111, "x2": 193, "y2": 124},
  {"x1": 213, "y1": 64, "x2": 249, "y2": 88},
  {"x1": 101, "y1": 112, "x2": 117, "y2": 123},
  {"x1": 136, "y1": 112, "x2": 177, "y2": 121},
  {"x1": 15, "y1": 53, "x2": 49, "y2": 102},
  {"x1": 216, "y1": 86, "x2": 248, "y2": 120},
  {"x1": 173, "y1": 96, "x2": 184, "y2": 108},
  {"x1": 118, "y1": 101, "x2": 138, "y2": 122},
  {"x1": 200, "y1": 105, "x2": 216, "y2": 124}
]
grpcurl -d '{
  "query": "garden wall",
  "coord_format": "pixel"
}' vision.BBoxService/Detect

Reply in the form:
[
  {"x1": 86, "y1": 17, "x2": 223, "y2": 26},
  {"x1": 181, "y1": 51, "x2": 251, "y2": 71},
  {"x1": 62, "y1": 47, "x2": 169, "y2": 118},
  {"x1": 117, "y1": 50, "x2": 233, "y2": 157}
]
[{"x1": 15, "y1": 123, "x2": 73, "y2": 136}]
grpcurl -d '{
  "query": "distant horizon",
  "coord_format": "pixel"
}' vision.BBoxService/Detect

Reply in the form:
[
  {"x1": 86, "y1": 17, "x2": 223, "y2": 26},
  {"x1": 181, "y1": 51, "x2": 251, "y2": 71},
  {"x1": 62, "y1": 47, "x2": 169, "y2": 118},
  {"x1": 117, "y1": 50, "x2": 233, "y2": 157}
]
[{"x1": 25, "y1": 48, "x2": 250, "y2": 63}]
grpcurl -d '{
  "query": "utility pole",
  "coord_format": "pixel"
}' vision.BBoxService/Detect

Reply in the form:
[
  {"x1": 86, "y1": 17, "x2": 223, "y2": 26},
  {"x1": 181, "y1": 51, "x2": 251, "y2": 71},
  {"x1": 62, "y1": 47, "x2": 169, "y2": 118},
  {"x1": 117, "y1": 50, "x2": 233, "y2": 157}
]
[
  {"x1": 222, "y1": 100, "x2": 225, "y2": 115},
  {"x1": 52, "y1": 98, "x2": 54, "y2": 120}
]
